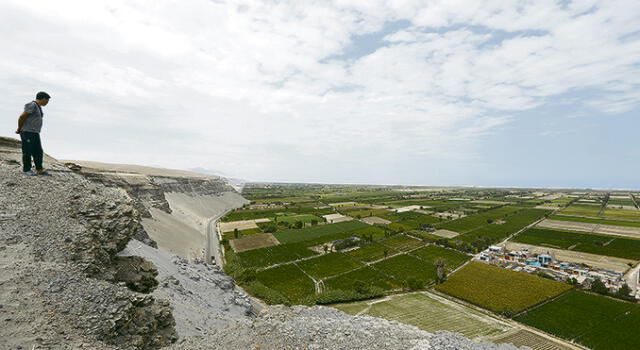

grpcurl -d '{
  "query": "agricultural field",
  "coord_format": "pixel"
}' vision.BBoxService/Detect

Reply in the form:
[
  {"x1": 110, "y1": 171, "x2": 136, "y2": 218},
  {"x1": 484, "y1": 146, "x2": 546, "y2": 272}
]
[
  {"x1": 558, "y1": 203, "x2": 602, "y2": 218},
  {"x1": 379, "y1": 234, "x2": 426, "y2": 251},
  {"x1": 229, "y1": 233, "x2": 279, "y2": 252},
  {"x1": 222, "y1": 227, "x2": 263, "y2": 240},
  {"x1": 372, "y1": 254, "x2": 437, "y2": 286},
  {"x1": 436, "y1": 206, "x2": 520, "y2": 233},
  {"x1": 512, "y1": 228, "x2": 640, "y2": 260},
  {"x1": 339, "y1": 207, "x2": 392, "y2": 218},
  {"x1": 323, "y1": 266, "x2": 401, "y2": 291},
  {"x1": 346, "y1": 242, "x2": 399, "y2": 263},
  {"x1": 255, "y1": 264, "x2": 315, "y2": 302},
  {"x1": 274, "y1": 214, "x2": 323, "y2": 224},
  {"x1": 297, "y1": 252, "x2": 363, "y2": 280},
  {"x1": 602, "y1": 208, "x2": 640, "y2": 221},
  {"x1": 493, "y1": 330, "x2": 574, "y2": 350},
  {"x1": 549, "y1": 215, "x2": 640, "y2": 227},
  {"x1": 236, "y1": 242, "x2": 318, "y2": 267},
  {"x1": 436, "y1": 262, "x2": 572, "y2": 314},
  {"x1": 536, "y1": 218, "x2": 640, "y2": 239},
  {"x1": 273, "y1": 220, "x2": 369, "y2": 244},
  {"x1": 350, "y1": 225, "x2": 388, "y2": 240},
  {"x1": 409, "y1": 245, "x2": 470, "y2": 272},
  {"x1": 515, "y1": 291, "x2": 640, "y2": 350},
  {"x1": 455, "y1": 209, "x2": 551, "y2": 245},
  {"x1": 334, "y1": 292, "x2": 514, "y2": 341}
]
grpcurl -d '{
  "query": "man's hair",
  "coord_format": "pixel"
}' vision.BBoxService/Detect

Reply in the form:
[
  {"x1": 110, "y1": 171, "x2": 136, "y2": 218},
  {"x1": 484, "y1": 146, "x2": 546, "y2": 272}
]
[{"x1": 36, "y1": 91, "x2": 51, "y2": 100}]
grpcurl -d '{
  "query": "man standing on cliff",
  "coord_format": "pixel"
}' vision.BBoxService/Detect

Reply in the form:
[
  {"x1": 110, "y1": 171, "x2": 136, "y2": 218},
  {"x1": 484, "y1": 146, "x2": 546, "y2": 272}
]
[{"x1": 15, "y1": 91, "x2": 51, "y2": 175}]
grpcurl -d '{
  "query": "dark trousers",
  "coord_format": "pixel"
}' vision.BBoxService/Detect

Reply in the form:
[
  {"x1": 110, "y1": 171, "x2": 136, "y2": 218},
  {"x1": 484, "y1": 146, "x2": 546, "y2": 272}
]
[{"x1": 20, "y1": 132, "x2": 43, "y2": 172}]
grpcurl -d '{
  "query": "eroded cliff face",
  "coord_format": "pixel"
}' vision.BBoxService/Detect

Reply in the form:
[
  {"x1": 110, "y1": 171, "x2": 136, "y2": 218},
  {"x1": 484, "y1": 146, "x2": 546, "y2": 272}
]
[{"x1": 64, "y1": 160, "x2": 248, "y2": 259}]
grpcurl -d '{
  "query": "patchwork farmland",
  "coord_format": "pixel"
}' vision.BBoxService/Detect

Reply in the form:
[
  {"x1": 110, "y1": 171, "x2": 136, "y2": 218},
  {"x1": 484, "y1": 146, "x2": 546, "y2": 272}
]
[{"x1": 219, "y1": 184, "x2": 640, "y2": 350}]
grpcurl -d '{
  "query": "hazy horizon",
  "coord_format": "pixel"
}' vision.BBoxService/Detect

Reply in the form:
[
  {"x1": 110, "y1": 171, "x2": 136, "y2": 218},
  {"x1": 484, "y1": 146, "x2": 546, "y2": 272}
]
[{"x1": 1, "y1": 1, "x2": 638, "y2": 188}]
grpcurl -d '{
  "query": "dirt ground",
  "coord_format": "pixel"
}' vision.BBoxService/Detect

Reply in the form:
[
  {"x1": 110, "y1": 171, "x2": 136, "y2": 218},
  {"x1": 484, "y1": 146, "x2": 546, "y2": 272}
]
[
  {"x1": 503, "y1": 242, "x2": 634, "y2": 273},
  {"x1": 229, "y1": 233, "x2": 279, "y2": 252},
  {"x1": 219, "y1": 218, "x2": 270, "y2": 233},
  {"x1": 537, "y1": 219, "x2": 640, "y2": 239},
  {"x1": 362, "y1": 216, "x2": 391, "y2": 225},
  {"x1": 432, "y1": 229, "x2": 460, "y2": 238}
]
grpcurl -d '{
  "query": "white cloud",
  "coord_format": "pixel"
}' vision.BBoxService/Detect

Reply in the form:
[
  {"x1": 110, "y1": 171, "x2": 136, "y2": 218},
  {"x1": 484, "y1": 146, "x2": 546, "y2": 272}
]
[{"x1": 0, "y1": 0, "x2": 637, "y2": 184}]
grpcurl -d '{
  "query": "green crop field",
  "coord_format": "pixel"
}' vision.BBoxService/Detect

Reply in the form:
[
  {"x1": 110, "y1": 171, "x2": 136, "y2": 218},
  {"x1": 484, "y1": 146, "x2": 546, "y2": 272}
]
[
  {"x1": 602, "y1": 208, "x2": 640, "y2": 221},
  {"x1": 346, "y1": 242, "x2": 399, "y2": 262},
  {"x1": 550, "y1": 215, "x2": 640, "y2": 227},
  {"x1": 237, "y1": 242, "x2": 318, "y2": 267},
  {"x1": 350, "y1": 225, "x2": 388, "y2": 240},
  {"x1": 515, "y1": 291, "x2": 640, "y2": 350},
  {"x1": 274, "y1": 220, "x2": 369, "y2": 244},
  {"x1": 456, "y1": 208, "x2": 550, "y2": 243},
  {"x1": 436, "y1": 262, "x2": 572, "y2": 314},
  {"x1": 274, "y1": 214, "x2": 323, "y2": 224},
  {"x1": 372, "y1": 254, "x2": 437, "y2": 285},
  {"x1": 323, "y1": 266, "x2": 400, "y2": 291},
  {"x1": 512, "y1": 228, "x2": 640, "y2": 260},
  {"x1": 222, "y1": 227, "x2": 263, "y2": 240},
  {"x1": 388, "y1": 218, "x2": 441, "y2": 232},
  {"x1": 334, "y1": 292, "x2": 513, "y2": 340},
  {"x1": 256, "y1": 264, "x2": 315, "y2": 302},
  {"x1": 379, "y1": 234, "x2": 426, "y2": 251},
  {"x1": 559, "y1": 204, "x2": 603, "y2": 217},
  {"x1": 436, "y1": 206, "x2": 520, "y2": 233},
  {"x1": 409, "y1": 245, "x2": 470, "y2": 272},
  {"x1": 297, "y1": 252, "x2": 363, "y2": 279}
]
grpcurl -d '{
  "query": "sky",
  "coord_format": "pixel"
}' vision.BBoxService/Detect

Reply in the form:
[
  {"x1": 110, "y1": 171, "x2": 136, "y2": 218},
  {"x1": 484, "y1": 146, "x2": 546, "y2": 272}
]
[{"x1": 0, "y1": 0, "x2": 638, "y2": 189}]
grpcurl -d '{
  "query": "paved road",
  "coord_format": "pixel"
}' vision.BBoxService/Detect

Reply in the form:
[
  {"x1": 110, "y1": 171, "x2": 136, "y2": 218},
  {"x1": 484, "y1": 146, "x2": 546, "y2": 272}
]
[{"x1": 205, "y1": 210, "x2": 232, "y2": 265}]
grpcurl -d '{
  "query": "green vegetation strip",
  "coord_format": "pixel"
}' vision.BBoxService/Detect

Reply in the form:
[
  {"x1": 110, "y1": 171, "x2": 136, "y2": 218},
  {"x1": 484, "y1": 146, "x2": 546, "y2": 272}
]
[
  {"x1": 274, "y1": 220, "x2": 369, "y2": 244},
  {"x1": 512, "y1": 228, "x2": 640, "y2": 260},
  {"x1": 436, "y1": 262, "x2": 572, "y2": 315},
  {"x1": 515, "y1": 291, "x2": 640, "y2": 350}
]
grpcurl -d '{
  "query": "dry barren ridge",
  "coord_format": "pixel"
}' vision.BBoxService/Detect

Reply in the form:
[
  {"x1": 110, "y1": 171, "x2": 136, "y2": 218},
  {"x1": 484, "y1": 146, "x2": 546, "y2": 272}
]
[{"x1": 0, "y1": 136, "x2": 524, "y2": 350}]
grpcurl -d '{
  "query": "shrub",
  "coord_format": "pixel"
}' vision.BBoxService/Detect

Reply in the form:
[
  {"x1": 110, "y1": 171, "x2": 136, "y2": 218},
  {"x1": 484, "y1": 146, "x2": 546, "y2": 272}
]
[{"x1": 311, "y1": 287, "x2": 385, "y2": 305}]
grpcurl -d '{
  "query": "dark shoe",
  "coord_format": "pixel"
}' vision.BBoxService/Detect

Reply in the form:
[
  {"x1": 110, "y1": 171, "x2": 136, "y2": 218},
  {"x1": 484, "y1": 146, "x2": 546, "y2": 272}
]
[{"x1": 35, "y1": 170, "x2": 51, "y2": 176}]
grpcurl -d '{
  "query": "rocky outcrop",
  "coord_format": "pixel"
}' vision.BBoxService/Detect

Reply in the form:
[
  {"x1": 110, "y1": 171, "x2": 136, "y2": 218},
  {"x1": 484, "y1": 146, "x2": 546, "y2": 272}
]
[{"x1": 0, "y1": 137, "x2": 176, "y2": 350}]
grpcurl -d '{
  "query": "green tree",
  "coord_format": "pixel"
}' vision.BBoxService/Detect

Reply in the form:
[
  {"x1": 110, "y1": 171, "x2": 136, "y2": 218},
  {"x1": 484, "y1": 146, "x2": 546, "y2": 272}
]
[
  {"x1": 435, "y1": 258, "x2": 446, "y2": 283},
  {"x1": 233, "y1": 228, "x2": 239, "y2": 239},
  {"x1": 590, "y1": 278, "x2": 609, "y2": 295}
]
